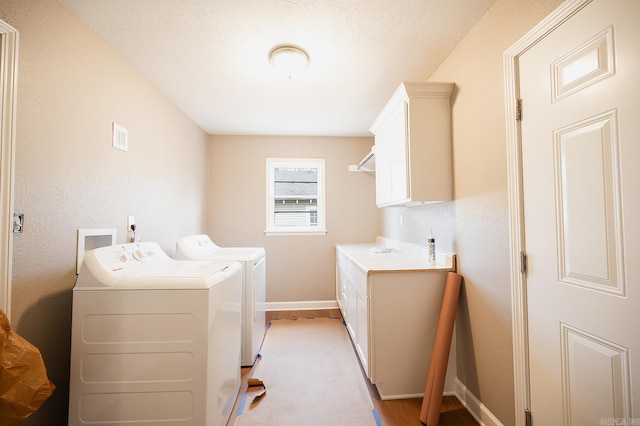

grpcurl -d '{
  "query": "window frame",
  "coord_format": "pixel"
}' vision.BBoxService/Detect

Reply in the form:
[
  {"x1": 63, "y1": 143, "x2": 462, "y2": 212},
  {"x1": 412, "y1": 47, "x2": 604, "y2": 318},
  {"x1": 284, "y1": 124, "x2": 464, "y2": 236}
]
[{"x1": 265, "y1": 157, "x2": 327, "y2": 236}]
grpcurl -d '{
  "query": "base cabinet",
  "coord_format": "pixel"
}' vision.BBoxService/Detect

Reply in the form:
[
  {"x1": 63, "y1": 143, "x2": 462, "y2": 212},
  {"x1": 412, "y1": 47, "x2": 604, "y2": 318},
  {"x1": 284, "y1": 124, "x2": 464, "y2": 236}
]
[
  {"x1": 367, "y1": 271, "x2": 448, "y2": 399},
  {"x1": 336, "y1": 244, "x2": 455, "y2": 400}
]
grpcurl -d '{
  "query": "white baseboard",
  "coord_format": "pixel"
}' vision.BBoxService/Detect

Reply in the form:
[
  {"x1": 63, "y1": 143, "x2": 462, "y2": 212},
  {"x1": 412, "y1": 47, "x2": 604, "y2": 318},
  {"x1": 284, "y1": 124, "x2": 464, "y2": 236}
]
[
  {"x1": 266, "y1": 300, "x2": 339, "y2": 311},
  {"x1": 453, "y1": 378, "x2": 503, "y2": 426}
]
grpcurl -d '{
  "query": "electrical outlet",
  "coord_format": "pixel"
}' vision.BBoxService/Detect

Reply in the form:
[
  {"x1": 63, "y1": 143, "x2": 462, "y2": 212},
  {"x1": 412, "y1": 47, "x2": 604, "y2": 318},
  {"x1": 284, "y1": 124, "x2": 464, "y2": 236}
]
[{"x1": 127, "y1": 216, "x2": 135, "y2": 231}]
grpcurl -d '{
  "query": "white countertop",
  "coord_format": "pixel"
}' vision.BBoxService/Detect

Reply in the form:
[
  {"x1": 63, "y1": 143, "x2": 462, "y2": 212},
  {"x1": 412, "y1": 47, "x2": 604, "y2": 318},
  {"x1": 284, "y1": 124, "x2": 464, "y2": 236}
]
[{"x1": 336, "y1": 240, "x2": 456, "y2": 274}]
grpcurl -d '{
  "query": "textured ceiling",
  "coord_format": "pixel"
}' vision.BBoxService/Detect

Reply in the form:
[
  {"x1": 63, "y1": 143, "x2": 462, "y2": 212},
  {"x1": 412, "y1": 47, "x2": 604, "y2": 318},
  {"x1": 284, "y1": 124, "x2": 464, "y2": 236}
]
[{"x1": 57, "y1": 0, "x2": 496, "y2": 136}]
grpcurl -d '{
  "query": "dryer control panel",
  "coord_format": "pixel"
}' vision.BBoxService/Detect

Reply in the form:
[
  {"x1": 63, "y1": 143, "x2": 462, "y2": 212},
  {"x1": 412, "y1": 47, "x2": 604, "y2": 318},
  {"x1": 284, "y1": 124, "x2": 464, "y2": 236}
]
[
  {"x1": 175, "y1": 234, "x2": 218, "y2": 259},
  {"x1": 176, "y1": 234, "x2": 265, "y2": 262}
]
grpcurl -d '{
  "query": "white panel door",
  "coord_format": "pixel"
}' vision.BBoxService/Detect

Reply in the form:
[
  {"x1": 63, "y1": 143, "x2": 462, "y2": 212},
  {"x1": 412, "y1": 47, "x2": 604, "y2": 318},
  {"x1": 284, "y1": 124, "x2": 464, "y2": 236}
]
[{"x1": 519, "y1": 0, "x2": 639, "y2": 424}]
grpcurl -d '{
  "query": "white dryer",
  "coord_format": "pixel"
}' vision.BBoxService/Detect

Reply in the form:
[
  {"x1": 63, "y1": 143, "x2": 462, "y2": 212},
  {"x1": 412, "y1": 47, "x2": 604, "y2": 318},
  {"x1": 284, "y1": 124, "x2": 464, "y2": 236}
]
[
  {"x1": 175, "y1": 235, "x2": 266, "y2": 367},
  {"x1": 69, "y1": 242, "x2": 242, "y2": 426}
]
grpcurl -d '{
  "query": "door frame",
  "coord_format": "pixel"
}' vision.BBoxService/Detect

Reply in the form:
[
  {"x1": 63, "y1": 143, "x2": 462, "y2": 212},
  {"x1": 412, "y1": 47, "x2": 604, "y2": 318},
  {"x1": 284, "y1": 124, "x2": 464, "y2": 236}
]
[
  {"x1": 503, "y1": 1, "x2": 592, "y2": 424},
  {"x1": 0, "y1": 19, "x2": 18, "y2": 319}
]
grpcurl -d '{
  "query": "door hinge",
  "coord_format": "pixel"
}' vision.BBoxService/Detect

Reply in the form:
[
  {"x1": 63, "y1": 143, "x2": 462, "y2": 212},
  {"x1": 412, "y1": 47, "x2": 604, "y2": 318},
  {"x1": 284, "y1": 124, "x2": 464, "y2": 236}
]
[
  {"x1": 520, "y1": 251, "x2": 528, "y2": 275},
  {"x1": 525, "y1": 408, "x2": 532, "y2": 426},
  {"x1": 516, "y1": 98, "x2": 523, "y2": 121}
]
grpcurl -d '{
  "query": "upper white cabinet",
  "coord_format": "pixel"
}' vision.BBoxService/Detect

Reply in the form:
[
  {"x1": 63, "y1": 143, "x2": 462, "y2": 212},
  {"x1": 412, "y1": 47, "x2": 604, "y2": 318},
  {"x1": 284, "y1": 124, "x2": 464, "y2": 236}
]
[{"x1": 370, "y1": 82, "x2": 453, "y2": 207}]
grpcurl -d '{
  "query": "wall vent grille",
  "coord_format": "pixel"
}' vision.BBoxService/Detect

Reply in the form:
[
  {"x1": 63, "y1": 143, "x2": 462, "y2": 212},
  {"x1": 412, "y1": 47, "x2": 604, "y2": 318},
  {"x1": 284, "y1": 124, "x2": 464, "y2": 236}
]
[{"x1": 112, "y1": 122, "x2": 128, "y2": 152}]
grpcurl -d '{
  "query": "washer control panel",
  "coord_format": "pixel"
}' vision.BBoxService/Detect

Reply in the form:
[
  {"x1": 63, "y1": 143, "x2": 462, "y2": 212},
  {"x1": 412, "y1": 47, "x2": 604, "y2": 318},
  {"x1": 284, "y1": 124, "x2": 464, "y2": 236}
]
[
  {"x1": 115, "y1": 246, "x2": 155, "y2": 263},
  {"x1": 88, "y1": 242, "x2": 169, "y2": 276}
]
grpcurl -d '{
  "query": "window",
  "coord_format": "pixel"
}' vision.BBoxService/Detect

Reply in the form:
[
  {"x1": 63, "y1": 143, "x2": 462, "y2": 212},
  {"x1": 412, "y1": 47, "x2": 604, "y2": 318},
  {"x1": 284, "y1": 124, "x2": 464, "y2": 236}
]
[{"x1": 266, "y1": 158, "x2": 326, "y2": 235}]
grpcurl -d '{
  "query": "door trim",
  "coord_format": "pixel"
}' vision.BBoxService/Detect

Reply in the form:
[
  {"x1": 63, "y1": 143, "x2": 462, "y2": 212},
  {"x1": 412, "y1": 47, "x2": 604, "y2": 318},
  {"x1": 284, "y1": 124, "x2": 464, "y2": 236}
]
[
  {"x1": 0, "y1": 19, "x2": 18, "y2": 319},
  {"x1": 503, "y1": 1, "x2": 592, "y2": 424}
]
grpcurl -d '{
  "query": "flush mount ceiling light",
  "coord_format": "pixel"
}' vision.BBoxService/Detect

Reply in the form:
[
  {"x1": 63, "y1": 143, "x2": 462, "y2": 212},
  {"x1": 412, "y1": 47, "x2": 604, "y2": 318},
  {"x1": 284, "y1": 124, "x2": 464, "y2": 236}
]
[{"x1": 268, "y1": 44, "x2": 310, "y2": 80}]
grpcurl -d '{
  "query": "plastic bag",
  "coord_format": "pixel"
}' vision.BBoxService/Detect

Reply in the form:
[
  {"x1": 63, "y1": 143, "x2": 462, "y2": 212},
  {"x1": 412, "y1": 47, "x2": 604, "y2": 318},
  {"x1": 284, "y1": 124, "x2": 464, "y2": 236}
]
[{"x1": 0, "y1": 310, "x2": 55, "y2": 425}]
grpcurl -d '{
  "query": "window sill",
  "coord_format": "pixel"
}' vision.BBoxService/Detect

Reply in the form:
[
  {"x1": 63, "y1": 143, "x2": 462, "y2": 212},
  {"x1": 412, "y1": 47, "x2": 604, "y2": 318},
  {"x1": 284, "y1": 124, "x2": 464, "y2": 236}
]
[{"x1": 265, "y1": 228, "x2": 327, "y2": 236}]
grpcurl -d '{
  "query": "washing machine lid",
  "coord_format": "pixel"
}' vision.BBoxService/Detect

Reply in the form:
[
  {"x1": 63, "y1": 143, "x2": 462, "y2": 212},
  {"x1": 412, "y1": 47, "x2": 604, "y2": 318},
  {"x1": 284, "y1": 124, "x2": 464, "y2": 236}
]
[
  {"x1": 175, "y1": 234, "x2": 265, "y2": 262},
  {"x1": 76, "y1": 241, "x2": 241, "y2": 289}
]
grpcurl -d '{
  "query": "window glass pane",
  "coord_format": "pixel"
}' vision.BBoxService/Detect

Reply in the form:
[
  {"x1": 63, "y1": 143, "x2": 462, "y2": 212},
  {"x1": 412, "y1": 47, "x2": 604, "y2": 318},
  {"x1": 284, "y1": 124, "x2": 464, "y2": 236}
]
[
  {"x1": 266, "y1": 158, "x2": 325, "y2": 235},
  {"x1": 274, "y1": 167, "x2": 317, "y2": 196},
  {"x1": 274, "y1": 199, "x2": 318, "y2": 227},
  {"x1": 273, "y1": 167, "x2": 318, "y2": 227}
]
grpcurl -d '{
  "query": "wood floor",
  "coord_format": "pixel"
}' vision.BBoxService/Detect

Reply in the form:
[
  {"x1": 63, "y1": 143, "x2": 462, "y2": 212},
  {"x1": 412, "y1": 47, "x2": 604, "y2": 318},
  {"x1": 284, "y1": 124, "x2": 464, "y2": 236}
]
[{"x1": 227, "y1": 309, "x2": 479, "y2": 426}]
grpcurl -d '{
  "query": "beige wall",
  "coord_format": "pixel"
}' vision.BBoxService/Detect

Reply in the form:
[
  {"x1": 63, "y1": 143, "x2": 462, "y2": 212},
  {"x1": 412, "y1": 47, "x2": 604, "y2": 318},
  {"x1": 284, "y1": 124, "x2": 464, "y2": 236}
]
[
  {"x1": 382, "y1": 0, "x2": 563, "y2": 424},
  {"x1": 1, "y1": 1, "x2": 209, "y2": 423},
  {"x1": 208, "y1": 135, "x2": 380, "y2": 303}
]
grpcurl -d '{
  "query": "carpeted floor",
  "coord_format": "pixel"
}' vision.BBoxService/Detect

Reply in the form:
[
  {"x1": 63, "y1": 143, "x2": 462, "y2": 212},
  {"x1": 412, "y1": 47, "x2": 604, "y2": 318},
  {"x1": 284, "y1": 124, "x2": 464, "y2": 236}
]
[{"x1": 233, "y1": 318, "x2": 379, "y2": 426}]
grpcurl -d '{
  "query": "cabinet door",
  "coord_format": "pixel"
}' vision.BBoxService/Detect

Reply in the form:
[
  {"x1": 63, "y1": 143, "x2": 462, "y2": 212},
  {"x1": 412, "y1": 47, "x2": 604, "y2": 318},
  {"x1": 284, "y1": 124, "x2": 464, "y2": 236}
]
[
  {"x1": 374, "y1": 125, "x2": 393, "y2": 206},
  {"x1": 335, "y1": 262, "x2": 347, "y2": 318},
  {"x1": 355, "y1": 287, "x2": 369, "y2": 374},
  {"x1": 375, "y1": 101, "x2": 409, "y2": 206},
  {"x1": 345, "y1": 276, "x2": 357, "y2": 341}
]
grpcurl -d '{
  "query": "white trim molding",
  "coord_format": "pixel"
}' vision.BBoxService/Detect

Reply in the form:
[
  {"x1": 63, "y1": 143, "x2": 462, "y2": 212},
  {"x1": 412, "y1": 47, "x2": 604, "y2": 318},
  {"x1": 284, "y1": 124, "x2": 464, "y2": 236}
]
[
  {"x1": 503, "y1": 1, "x2": 592, "y2": 425},
  {"x1": 0, "y1": 19, "x2": 19, "y2": 319},
  {"x1": 453, "y1": 378, "x2": 503, "y2": 426},
  {"x1": 265, "y1": 300, "x2": 339, "y2": 312}
]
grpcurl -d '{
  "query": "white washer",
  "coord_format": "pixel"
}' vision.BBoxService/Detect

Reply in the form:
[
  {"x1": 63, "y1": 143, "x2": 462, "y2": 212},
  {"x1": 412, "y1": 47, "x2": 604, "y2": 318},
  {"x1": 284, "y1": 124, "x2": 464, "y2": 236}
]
[
  {"x1": 69, "y1": 242, "x2": 242, "y2": 426},
  {"x1": 175, "y1": 235, "x2": 266, "y2": 367}
]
